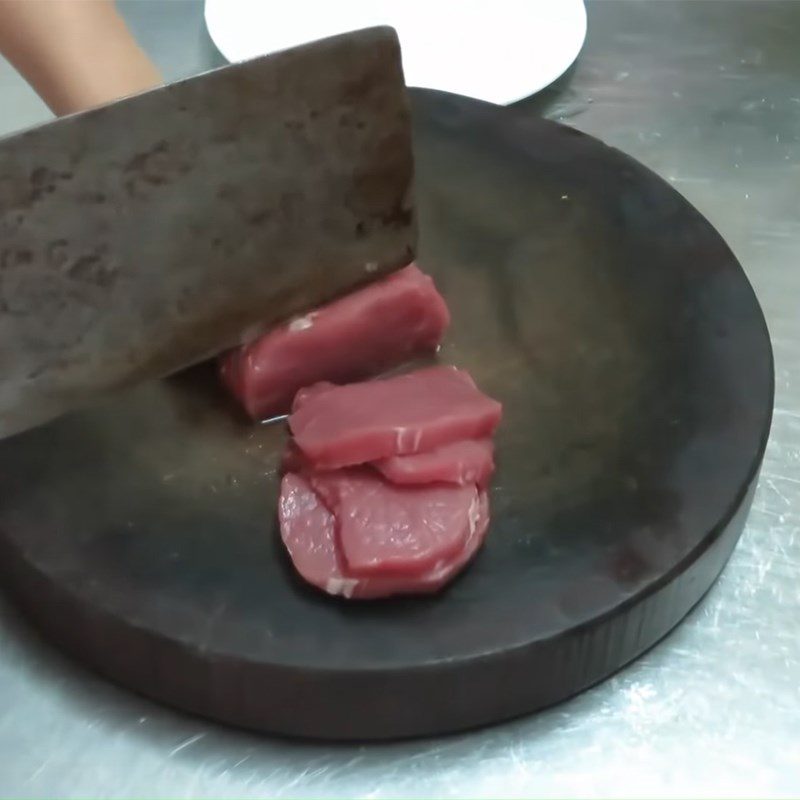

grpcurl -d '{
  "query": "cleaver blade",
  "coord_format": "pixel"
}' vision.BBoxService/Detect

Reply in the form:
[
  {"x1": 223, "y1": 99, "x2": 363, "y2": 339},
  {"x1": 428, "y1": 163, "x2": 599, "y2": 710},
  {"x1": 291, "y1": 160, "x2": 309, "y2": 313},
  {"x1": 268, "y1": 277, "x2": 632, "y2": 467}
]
[{"x1": 0, "y1": 26, "x2": 416, "y2": 438}]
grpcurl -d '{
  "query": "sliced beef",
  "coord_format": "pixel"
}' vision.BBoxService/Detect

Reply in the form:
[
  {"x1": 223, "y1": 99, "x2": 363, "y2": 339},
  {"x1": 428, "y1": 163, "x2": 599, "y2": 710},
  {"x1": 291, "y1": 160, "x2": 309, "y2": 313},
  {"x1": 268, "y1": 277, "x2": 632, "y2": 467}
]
[
  {"x1": 282, "y1": 436, "x2": 494, "y2": 488},
  {"x1": 279, "y1": 364, "x2": 501, "y2": 599},
  {"x1": 373, "y1": 438, "x2": 495, "y2": 487},
  {"x1": 289, "y1": 366, "x2": 502, "y2": 469},
  {"x1": 308, "y1": 467, "x2": 479, "y2": 576},
  {"x1": 220, "y1": 264, "x2": 449, "y2": 420},
  {"x1": 278, "y1": 473, "x2": 489, "y2": 599},
  {"x1": 291, "y1": 381, "x2": 335, "y2": 413}
]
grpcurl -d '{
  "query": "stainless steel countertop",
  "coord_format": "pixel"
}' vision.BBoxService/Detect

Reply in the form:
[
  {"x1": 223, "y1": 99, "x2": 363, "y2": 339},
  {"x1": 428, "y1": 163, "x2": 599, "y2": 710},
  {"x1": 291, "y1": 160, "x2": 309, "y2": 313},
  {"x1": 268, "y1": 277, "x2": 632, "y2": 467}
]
[{"x1": 0, "y1": 1, "x2": 797, "y2": 796}]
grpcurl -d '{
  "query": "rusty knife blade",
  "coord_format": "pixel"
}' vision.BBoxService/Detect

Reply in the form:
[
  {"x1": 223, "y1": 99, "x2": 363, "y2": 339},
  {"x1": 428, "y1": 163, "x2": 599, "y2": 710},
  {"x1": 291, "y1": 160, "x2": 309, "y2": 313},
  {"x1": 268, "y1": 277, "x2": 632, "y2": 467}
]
[{"x1": 0, "y1": 26, "x2": 415, "y2": 437}]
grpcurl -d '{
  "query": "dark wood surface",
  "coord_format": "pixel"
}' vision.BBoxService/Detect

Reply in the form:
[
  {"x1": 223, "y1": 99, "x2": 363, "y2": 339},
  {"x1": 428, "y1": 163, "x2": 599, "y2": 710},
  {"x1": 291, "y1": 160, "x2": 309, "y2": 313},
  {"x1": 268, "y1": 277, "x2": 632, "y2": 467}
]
[{"x1": 0, "y1": 89, "x2": 773, "y2": 740}]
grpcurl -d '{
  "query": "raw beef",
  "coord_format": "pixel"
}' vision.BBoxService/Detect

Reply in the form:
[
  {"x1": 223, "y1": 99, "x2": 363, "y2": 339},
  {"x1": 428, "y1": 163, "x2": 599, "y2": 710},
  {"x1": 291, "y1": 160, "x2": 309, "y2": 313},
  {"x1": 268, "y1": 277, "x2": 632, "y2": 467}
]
[
  {"x1": 281, "y1": 437, "x2": 494, "y2": 488},
  {"x1": 373, "y1": 438, "x2": 495, "y2": 487},
  {"x1": 291, "y1": 381, "x2": 335, "y2": 413},
  {"x1": 278, "y1": 473, "x2": 489, "y2": 599},
  {"x1": 220, "y1": 264, "x2": 449, "y2": 420},
  {"x1": 278, "y1": 365, "x2": 501, "y2": 598},
  {"x1": 308, "y1": 467, "x2": 480, "y2": 575},
  {"x1": 289, "y1": 366, "x2": 503, "y2": 469}
]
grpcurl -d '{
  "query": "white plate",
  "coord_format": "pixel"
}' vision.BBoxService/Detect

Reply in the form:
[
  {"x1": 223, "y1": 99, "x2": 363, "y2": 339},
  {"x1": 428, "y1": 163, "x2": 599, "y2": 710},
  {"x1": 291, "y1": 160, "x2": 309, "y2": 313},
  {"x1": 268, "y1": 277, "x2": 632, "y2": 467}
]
[{"x1": 204, "y1": 0, "x2": 587, "y2": 105}]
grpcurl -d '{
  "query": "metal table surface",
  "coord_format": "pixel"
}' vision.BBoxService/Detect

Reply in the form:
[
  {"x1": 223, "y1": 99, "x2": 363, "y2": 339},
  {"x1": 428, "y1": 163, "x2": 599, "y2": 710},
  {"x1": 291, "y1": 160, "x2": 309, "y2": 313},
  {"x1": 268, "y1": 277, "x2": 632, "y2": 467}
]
[{"x1": 0, "y1": 1, "x2": 797, "y2": 796}]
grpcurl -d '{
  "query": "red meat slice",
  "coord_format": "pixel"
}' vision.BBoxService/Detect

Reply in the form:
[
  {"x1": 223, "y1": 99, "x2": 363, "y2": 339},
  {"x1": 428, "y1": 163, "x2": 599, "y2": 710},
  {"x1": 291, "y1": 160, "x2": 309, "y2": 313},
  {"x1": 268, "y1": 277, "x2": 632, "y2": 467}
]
[
  {"x1": 289, "y1": 366, "x2": 502, "y2": 469},
  {"x1": 373, "y1": 438, "x2": 495, "y2": 487},
  {"x1": 278, "y1": 473, "x2": 489, "y2": 599},
  {"x1": 291, "y1": 382, "x2": 335, "y2": 413},
  {"x1": 220, "y1": 264, "x2": 450, "y2": 420},
  {"x1": 307, "y1": 467, "x2": 479, "y2": 575},
  {"x1": 281, "y1": 436, "x2": 494, "y2": 489}
]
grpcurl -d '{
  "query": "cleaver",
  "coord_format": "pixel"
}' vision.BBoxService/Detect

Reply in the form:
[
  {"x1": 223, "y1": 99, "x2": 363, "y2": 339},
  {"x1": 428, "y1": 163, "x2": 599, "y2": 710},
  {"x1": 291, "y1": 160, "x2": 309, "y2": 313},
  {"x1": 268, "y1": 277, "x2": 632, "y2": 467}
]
[{"x1": 0, "y1": 26, "x2": 415, "y2": 438}]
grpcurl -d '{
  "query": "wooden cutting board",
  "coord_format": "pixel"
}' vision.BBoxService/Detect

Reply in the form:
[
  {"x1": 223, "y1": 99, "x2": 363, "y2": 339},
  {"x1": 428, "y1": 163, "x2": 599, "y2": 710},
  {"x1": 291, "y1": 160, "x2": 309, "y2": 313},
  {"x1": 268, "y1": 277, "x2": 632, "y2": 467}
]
[{"x1": 0, "y1": 89, "x2": 773, "y2": 740}]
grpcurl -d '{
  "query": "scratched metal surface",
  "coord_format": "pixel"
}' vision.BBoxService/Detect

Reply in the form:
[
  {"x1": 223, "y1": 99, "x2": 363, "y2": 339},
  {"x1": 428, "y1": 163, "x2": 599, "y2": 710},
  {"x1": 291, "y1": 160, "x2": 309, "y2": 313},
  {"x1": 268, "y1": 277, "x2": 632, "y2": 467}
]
[{"x1": 0, "y1": 1, "x2": 797, "y2": 796}]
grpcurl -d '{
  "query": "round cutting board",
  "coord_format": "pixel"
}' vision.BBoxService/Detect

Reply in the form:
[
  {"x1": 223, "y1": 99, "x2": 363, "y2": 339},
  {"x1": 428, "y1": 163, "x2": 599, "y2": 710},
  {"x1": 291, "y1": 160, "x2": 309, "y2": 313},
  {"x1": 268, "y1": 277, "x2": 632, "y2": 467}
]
[
  {"x1": 0, "y1": 90, "x2": 772, "y2": 740},
  {"x1": 204, "y1": 0, "x2": 587, "y2": 104}
]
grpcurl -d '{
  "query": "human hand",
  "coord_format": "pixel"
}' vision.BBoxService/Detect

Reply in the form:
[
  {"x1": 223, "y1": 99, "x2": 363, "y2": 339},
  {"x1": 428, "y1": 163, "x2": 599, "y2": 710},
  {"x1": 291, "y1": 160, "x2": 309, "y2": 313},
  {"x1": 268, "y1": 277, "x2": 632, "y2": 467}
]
[{"x1": 0, "y1": 0, "x2": 161, "y2": 116}]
